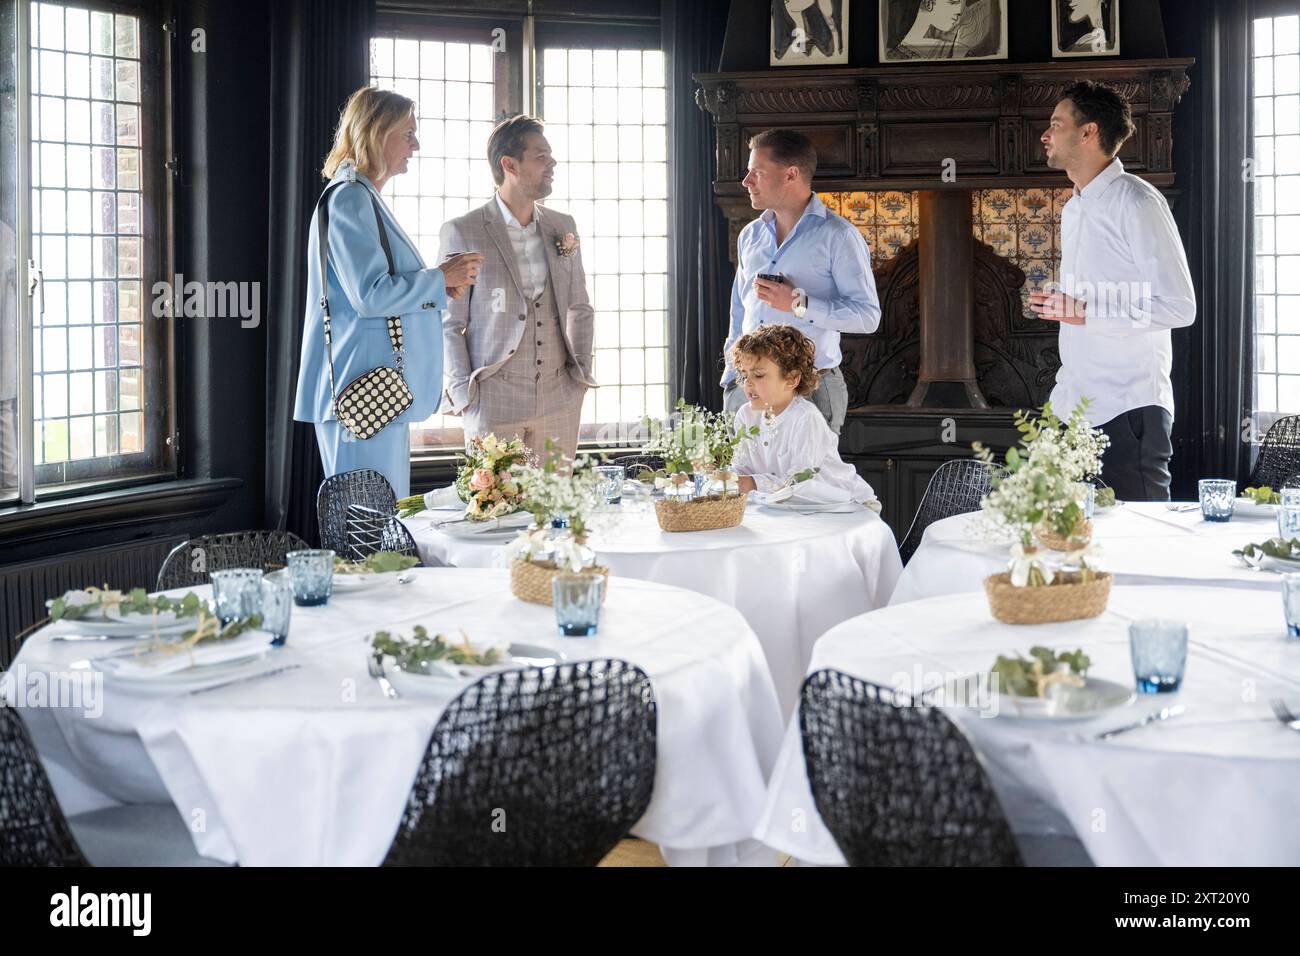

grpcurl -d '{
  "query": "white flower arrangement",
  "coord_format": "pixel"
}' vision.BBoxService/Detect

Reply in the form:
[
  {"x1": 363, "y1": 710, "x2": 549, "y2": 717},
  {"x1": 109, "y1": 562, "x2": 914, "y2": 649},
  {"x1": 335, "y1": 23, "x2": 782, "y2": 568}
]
[
  {"x1": 974, "y1": 401, "x2": 1110, "y2": 586},
  {"x1": 640, "y1": 398, "x2": 761, "y2": 497}
]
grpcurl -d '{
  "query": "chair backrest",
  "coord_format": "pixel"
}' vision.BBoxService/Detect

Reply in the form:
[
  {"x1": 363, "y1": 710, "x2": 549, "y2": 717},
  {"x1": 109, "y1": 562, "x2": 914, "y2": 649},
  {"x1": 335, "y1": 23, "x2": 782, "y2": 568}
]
[
  {"x1": 897, "y1": 458, "x2": 1002, "y2": 564},
  {"x1": 317, "y1": 469, "x2": 397, "y2": 555},
  {"x1": 0, "y1": 705, "x2": 88, "y2": 866},
  {"x1": 799, "y1": 669, "x2": 1022, "y2": 866},
  {"x1": 155, "y1": 530, "x2": 310, "y2": 591},
  {"x1": 1248, "y1": 414, "x2": 1300, "y2": 490},
  {"x1": 608, "y1": 454, "x2": 664, "y2": 478},
  {"x1": 344, "y1": 505, "x2": 419, "y2": 560},
  {"x1": 382, "y1": 659, "x2": 657, "y2": 866}
]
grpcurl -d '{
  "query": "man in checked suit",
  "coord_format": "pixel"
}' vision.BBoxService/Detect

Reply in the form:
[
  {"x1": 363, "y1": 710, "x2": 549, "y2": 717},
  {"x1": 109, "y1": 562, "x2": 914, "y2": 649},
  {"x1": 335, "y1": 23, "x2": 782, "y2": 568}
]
[{"x1": 437, "y1": 114, "x2": 596, "y2": 461}]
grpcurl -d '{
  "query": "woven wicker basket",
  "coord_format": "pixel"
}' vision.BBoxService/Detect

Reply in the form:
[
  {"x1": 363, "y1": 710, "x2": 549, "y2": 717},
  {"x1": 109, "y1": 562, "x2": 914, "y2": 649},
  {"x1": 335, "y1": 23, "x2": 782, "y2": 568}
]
[
  {"x1": 984, "y1": 571, "x2": 1112, "y2": 625},
  {"x1": 510, "y1": 559, "x2": 609, "y2": 606},
  {"x1": 1034, "y1": 518, "x2": 1093, "y2": 551},
  {"x1": 654, "y1": 492, "x2": 748, "y2": 532}
]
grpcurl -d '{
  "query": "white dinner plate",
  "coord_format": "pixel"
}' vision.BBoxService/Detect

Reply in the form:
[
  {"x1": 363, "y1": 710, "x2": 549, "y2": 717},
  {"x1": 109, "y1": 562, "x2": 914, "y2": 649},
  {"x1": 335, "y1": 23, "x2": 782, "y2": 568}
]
[
  {"x1": 382, "y1": 642, "x2": 566, "y2": 699},
  {"x1": 268, "y1": 567, "x2": 398, "y2": 591},
  {"x1": 759, "y1": 499, "x2": 865, "y2": 515},
  {"x1": 992, "y1": 677, "x2": 1136, "y2": 722},
  {"x1": 1234, "y1": 497, "x2": 1278, "y2": 518},
  {"x1": 52, "y1": 612, "x2": 204, "y2": 638},
  {"x1": 436, "y1": 511, "x2": 534, "y2": 539},
  {"x1": 89, "y1": 644, "x2": 276, "y2": 694}
]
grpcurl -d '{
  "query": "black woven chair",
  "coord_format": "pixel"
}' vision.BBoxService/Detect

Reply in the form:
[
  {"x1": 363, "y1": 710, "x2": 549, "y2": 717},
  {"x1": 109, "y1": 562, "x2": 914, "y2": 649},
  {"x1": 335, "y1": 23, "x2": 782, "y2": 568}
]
[
  {"x1": 155, "y1": 530, "x2": 310, "y2": 591},
  {"x1": 897, "y1": 458, "x2": 1004, "y2": 564},
  {"x1": 344, "y1": 505, "x2": 420, "y2": 560},
  {"x1": 1, "y1": 704, "x2": 224, "y2": 866},
  {"x1": 382, "y1": 659, "x2": 657, "y2": 866},
  {"x1": 1248, "y1": 415, "x2": 1300, "y2": 490},
  {"x1": 608, "y1": 453, "x2": 664, "y2": 478},
  {"x1": 317, "y1": 468, "x2": 398, "y2": 556},
  {"x1": 799, "y1": 669, "x2": 1023, "y2": 867}
]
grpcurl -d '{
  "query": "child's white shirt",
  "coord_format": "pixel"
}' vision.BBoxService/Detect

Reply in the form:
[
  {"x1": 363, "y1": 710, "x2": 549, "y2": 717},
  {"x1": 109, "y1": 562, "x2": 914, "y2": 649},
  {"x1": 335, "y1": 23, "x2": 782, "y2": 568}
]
[{"x1": 732, "y1": 396, "x2": 879, "y2": 506}]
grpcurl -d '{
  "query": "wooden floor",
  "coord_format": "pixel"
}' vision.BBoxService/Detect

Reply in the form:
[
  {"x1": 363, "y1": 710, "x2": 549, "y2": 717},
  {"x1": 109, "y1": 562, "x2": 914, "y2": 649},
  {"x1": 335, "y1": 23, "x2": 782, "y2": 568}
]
[{"x1": 598, "y1": 839, "x2": 795, "y2": 867}]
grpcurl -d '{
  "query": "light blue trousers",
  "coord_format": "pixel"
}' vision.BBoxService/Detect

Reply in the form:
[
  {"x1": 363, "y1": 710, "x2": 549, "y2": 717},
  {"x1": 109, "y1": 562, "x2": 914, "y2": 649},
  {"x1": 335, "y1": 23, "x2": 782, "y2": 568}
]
[{"x1": 314, "y1": 419, "x2": 411, "y2": 500}]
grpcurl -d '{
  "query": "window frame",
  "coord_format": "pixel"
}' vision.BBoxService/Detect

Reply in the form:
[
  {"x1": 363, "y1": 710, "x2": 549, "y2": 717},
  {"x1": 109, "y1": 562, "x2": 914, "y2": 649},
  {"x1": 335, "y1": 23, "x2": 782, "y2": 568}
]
[
  {"x1": 8, "y1": 0, "x2": 176, "y2": 505},
  {"x1": 534, "y1": 21, "x2": 668, "y2": 445}
]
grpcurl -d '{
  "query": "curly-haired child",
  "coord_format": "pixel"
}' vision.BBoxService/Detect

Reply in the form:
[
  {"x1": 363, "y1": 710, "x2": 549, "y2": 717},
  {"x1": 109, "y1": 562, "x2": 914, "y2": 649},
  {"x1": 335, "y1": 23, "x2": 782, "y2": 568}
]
[{"x1": 730, "y1": 325, "x2": 880, "y2": 509}]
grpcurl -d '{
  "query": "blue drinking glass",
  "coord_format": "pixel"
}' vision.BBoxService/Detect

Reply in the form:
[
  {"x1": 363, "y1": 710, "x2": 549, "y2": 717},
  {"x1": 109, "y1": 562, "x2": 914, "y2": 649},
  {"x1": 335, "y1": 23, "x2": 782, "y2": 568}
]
[
  {"x1": 552, "y1": 572, "x2": 604, "y2": 637},
  {"x1": 1282, "y1": 573, "x2": 1300, "y2": 638},
  {"x1": 1277, "y1": 488, "x2": 1300, "y2": 539},
  {"x1": 210, "y1": 568, "x2": 263, "y2": 626},
  {"x1": 1129, "y1": 619, "x2": 1188, "y2": 693},
  {"x1": 260, "y1": 577, "x2": 294, "y2": 647},
  {"x1": 1197, "y1": 479, "x2": 1236, "y2": 522},
  {"x1": 286, "y1": 549, "x2": 335, "y2": 607},
  {"x1": 595, "y1": 465, "x2": 625, "y2": 505}
]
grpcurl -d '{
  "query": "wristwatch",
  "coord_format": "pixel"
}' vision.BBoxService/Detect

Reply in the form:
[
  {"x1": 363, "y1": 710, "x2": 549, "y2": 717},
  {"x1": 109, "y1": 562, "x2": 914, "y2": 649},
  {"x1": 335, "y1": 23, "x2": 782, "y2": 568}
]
[{"x1": 791, "y1": 291, "x2": 808, "y2": 319}]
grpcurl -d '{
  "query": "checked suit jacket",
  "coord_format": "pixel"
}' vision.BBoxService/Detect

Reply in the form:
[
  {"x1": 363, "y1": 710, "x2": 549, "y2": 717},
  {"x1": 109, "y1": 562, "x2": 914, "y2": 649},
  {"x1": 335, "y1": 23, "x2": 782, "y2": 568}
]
[{"x1": 437, "y1": 198, "x2": 597, "y2": 415}]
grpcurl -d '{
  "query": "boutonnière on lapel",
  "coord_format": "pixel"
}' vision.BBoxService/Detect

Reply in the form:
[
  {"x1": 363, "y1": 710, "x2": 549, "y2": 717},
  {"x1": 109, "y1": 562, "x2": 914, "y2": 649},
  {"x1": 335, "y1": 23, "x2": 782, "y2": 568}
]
[{"x1": 554, "y1": 232, "x2": 580, "y2": 258}]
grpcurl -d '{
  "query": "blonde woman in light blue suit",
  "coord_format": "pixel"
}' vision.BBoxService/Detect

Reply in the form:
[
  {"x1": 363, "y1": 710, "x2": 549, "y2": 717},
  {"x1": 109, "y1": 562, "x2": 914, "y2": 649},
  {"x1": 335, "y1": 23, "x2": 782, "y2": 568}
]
[{"x1": 293, "y1": 87, "x2": 484, "y2": 498}]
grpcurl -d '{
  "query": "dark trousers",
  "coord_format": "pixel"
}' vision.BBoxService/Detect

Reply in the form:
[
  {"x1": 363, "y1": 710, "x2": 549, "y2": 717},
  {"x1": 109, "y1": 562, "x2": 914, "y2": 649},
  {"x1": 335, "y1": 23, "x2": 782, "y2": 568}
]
[{"x1": 1099, "y1": 405, "x2": 1173, "y2": 502}]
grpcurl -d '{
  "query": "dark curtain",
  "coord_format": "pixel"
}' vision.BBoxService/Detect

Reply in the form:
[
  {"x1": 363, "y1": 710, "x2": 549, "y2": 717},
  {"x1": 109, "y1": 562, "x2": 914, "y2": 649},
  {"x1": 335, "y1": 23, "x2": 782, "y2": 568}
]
[
  {"x1": 264, "y1": 0, "x2": 373, "y2": 541},
  {"x1": 1167, "y1": 0, "x2": 1254, "y2": 494},
  {"x1": 664, "y1": 0, "x2": 731, "y2": 411}
]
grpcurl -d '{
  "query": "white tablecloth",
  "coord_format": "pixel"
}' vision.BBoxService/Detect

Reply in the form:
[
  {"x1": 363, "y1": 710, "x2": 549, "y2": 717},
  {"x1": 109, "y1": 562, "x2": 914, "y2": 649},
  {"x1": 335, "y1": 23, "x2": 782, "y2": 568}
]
[
  {"x1": 892, "y1": 502, "x2": 1287, "y2": 604},
  {"x1": 411, "y1": 502, "x2": 902, "y2": 716},
  {"x1": 9, "y1": 568, "x2": 786, "y2": 866},
  {"x1": 755, "y1": 585, "x2": 1300, "y2": 866}
]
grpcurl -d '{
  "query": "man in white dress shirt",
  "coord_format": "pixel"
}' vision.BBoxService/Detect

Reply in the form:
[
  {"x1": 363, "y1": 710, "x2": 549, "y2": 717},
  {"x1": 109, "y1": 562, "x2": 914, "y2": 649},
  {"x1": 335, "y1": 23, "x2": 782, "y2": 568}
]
[
  {"x1": 1031, "y1": 81, "x2": 1196, "y2": 501},
  {"x1": 438, "y1": 115, "x2": 596, "y2": 461}
]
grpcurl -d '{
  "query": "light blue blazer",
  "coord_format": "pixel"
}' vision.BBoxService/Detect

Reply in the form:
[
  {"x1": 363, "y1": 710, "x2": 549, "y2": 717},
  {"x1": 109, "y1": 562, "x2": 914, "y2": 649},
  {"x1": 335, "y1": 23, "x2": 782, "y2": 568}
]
[{"x1": 293, "y1": 166, "x2": 447, "y2": 425}]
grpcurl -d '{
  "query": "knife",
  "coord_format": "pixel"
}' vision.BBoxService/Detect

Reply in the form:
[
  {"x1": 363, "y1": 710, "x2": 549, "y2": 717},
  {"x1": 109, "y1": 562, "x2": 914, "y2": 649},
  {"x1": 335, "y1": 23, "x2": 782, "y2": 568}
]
[
  {"x1": 186, "y1": 663, "x2": 302, "y2": 696},
  {"x1": 1095, "y1": 704, "x2": 1185, "y2": 740}
]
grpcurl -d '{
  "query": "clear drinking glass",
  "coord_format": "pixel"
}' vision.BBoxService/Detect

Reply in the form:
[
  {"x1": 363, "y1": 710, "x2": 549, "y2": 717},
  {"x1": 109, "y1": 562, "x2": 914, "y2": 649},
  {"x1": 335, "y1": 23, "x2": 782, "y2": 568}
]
[
  {"x1": 286, "y1": 549, "x2": 335, "y2": 607},
  {"x1": 1197, "y1": 479, "x2": 1236, "y2": 522},
  {"x1": 552, "y1": 572, "x2": 605, "y2": 637},
  {"x1": 1074, "y1": 482, "x2": 1096, "y2": 521},
  {"x1": 1129, "y1": 619, "x2": 1188, "y2": 693},
  {"x1": 595, "y1": 465, "x2": 625, "y2": 505},
  {"x1": 260, "y1": 577, "x2": 294, "y2": 647},
  {"x1": 1282, "y1": 573, "x2": 1300, "y2": 638},
  {"x1": 210, "y1": 568, "x2": 263, "y2": 626},
  {"x1": 1277, "y1": 488, "x2": 1300, "y2": 539}
]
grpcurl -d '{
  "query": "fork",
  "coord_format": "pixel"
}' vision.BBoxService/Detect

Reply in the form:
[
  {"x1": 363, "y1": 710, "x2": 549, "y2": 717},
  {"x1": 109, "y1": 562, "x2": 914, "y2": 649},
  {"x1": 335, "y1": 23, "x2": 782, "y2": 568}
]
[
  {"x1": 1268, "y1": 698, "x2": 1300, "y2": 731},
  {"x1": 367, "y1": 653, "x2": 400, "y2": 699}
]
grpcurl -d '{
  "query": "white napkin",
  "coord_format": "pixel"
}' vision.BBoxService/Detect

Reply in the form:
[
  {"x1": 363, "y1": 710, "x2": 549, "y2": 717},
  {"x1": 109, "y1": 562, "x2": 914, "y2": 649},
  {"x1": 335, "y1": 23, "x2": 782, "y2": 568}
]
[
  {"x1": 423, "y1": 485, "x2": 465, "y2": 511},
  {"x1": 95, "y1": 631, "x2": 276, "y2": 679}
]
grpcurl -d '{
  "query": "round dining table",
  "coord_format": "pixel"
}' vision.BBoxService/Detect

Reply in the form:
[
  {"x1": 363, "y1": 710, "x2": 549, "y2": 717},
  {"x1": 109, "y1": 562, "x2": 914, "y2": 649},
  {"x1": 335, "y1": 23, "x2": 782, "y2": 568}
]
[
  {"x1": 754, "y1": 584, "x2": 1300, "y2": 866},
  {"x1": 410, "y1": 500, "x2": 903, "y2": 716},
  {"x1": 9, "y1": 568, "x2": 787, "y2": 867},
  {"x1": 891, "y1": 501, "x2": 1289, "y2": 604}
]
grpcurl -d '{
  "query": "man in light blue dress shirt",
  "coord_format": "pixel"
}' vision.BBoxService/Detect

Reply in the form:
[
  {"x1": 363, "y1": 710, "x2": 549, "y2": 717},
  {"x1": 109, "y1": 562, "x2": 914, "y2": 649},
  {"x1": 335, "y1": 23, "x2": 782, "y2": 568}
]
[{"x1": 721, "y1": 129, "x2": 881, "y2": 435}]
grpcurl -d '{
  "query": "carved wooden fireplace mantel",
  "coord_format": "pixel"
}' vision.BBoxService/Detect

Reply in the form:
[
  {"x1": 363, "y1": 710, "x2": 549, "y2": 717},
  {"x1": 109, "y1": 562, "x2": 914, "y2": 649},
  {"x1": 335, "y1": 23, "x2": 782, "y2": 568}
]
[
  {"x1": 693, "y1": 58, "x2": 1193, "y2": 536},
  {"x1": 695, "y1": 59, "x2": 1193, "y2": 243}
]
